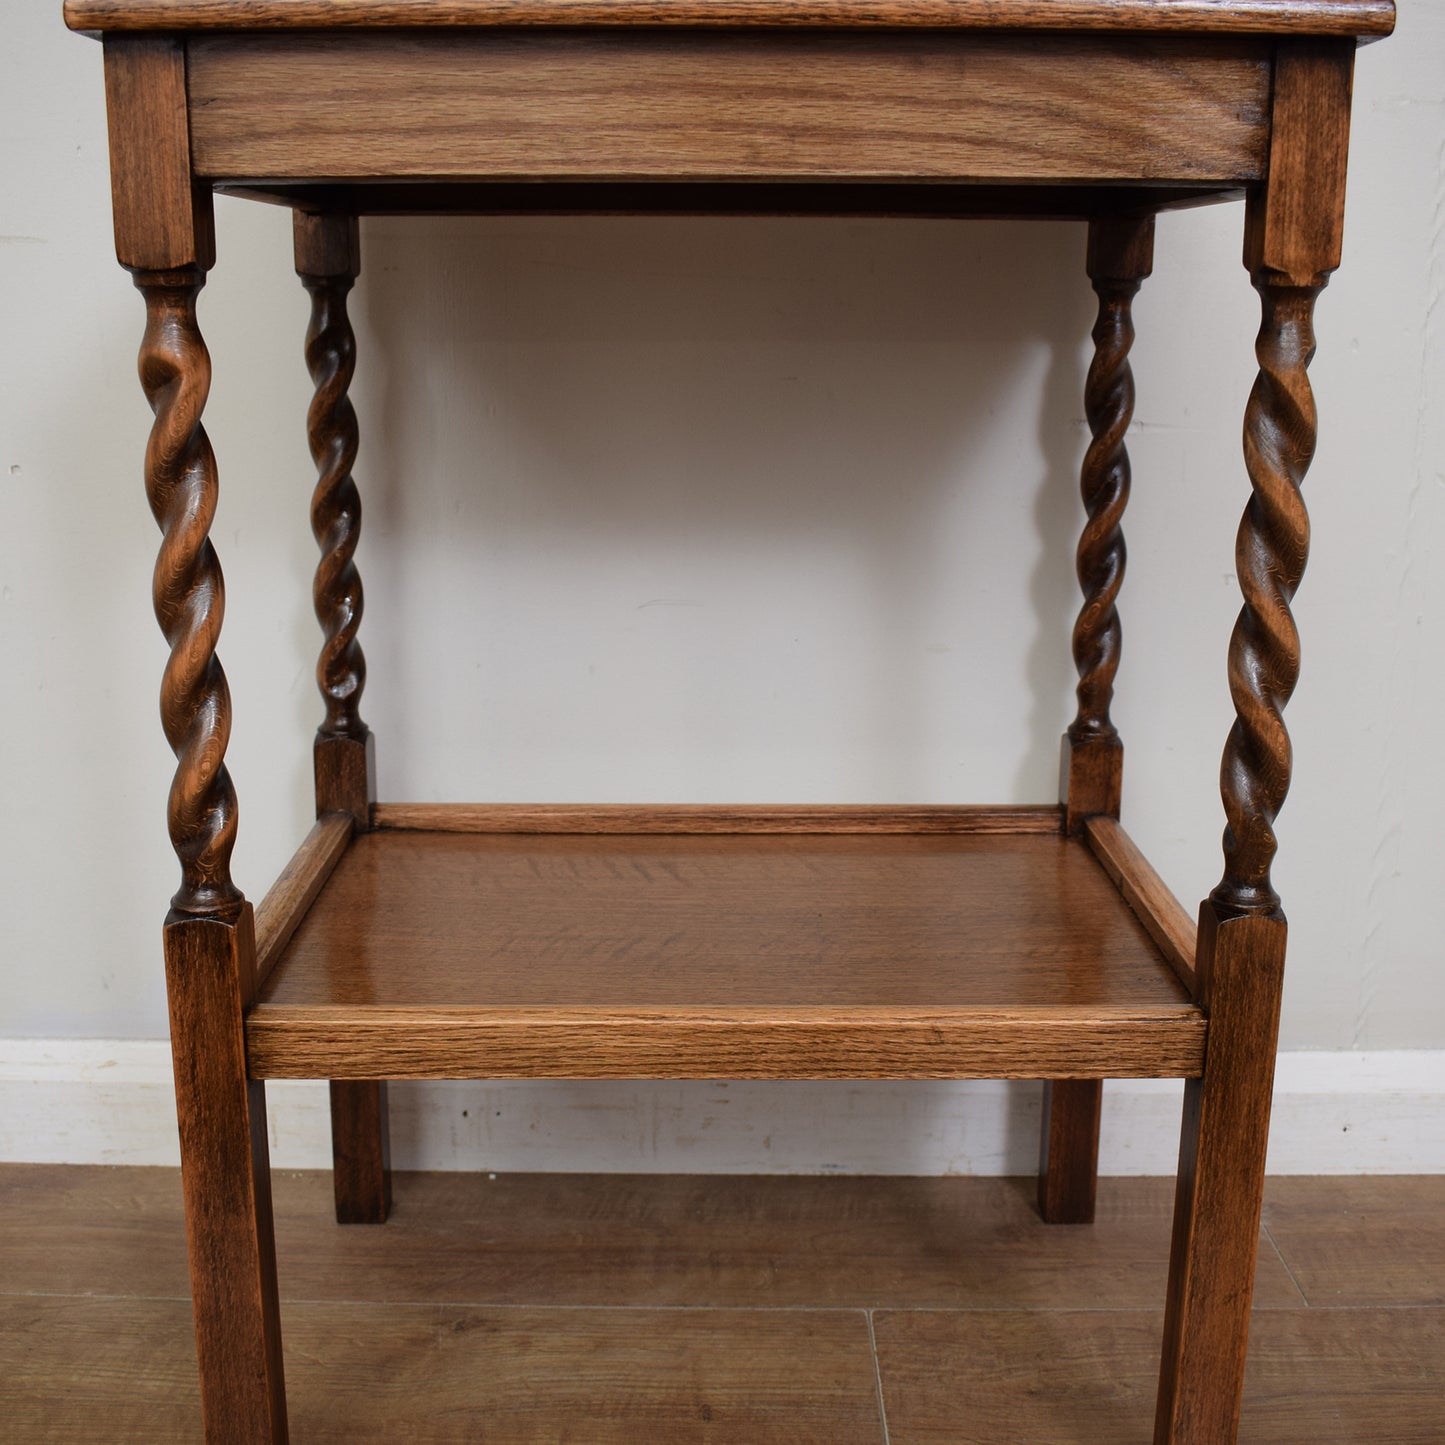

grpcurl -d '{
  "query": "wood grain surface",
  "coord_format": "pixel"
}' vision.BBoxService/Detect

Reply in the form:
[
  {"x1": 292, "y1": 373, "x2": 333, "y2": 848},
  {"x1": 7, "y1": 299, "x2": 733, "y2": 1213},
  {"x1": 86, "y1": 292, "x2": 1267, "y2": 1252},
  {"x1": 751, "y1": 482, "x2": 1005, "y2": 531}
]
[
  {"x1": 255, "y1": 831, "x2": 1192, "y2": 1010},
  {"x1": 252, "y1": 813, "x2": 352, "y2": 990},
  {"x1": 244, "y1": 830, "x2": 1203, "y2": 1079},
  {"x1": 372, "y1": 802, "x2": 1063, "y2": 834},
  {"x1": 1085, "y1": 815, "x2": 1197, "y2": 993},
  {"x1": 64, "y1": 0, "x2": 1397, "y2": 38},
  {"x1": 186, "y1": 33, "x2": 1272, "y2": 186},
  {"x1": 102, "y1": 36, "x2": 213, "y2": 270}
]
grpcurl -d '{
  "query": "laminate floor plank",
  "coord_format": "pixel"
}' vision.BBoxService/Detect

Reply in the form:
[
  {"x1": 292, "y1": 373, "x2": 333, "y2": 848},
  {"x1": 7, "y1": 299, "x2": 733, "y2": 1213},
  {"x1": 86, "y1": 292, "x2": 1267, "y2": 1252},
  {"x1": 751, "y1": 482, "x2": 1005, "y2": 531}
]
[
  {"x1": 871, "y1": 1306, "x2": 1445, "y2": 1445},
  {"x1": 280, "y1": 1302, "x2": 883, "y2": 1444},
  {"x1": 0, "y1": 1163, "x2": 190, "y2": 1298},
  {"x1": 0, "y1": 1292, "x2": 883, "y2": 1444},
  {"x1": 1, "y1": 1295, "x2": 203, "y2": 1443},
  {"x1": 0, "y1": 1167, "x2": 1301, "y2": 1311},
  {"x1": 1262, "y1": 1175, "x2": 1445, "y2": 1307}
]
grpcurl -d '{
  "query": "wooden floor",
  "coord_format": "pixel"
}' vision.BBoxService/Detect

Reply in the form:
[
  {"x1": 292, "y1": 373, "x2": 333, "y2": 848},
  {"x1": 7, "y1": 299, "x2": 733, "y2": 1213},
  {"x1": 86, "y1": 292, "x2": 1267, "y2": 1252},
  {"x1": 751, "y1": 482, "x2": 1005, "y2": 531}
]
[{"x1": 3, "y1": 1167, "x2": 1440, "y2": 1442}]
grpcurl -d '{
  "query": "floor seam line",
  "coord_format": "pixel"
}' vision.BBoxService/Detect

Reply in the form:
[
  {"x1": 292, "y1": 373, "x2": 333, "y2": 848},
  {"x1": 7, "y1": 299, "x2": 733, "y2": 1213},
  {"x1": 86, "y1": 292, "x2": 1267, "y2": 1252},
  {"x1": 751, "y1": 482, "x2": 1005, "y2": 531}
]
[
  {"x1": 1262, "y1": 1219, "x2": 1312, "y2": 1307},
  {"x1": 866, "y1": 1308, "x2": 892, "y2": 1445}
]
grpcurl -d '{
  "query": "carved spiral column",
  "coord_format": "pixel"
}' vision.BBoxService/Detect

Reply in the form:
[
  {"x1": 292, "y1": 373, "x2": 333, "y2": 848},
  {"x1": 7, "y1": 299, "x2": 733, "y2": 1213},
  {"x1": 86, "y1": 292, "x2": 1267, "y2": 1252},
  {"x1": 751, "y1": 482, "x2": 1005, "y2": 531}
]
[
  {"x1": 1070, "y1": 274, "x2": 1141, "y2": 745},
  {"x1": 302, "y1": 268, "x2": 368, "y2": 744},
  {"x1": 1211, "y1": 278, "x2": 1320, "y2": 915},
  {"x1": 136, "y1": 266, "x2": 242, "y2": 920},
  {"x1": 1060, "y1": 215, "x2": 1153, "y2": 833}
]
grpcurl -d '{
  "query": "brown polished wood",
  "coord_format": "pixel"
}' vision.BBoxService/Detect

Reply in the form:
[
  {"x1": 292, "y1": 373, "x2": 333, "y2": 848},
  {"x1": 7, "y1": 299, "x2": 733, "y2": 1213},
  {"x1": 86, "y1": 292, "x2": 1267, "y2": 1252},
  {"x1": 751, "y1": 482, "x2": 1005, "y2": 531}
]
[
  {"x1": 252, "y1": 813, "x2": 353, "y2": 991},
  {"x1": 246, "y1": 828, "x2": 1204, "y2": 1080},
  {"x1": 1085, "y1": 816, "x2": 1197, "y2": 995},
  {"x1": 1042, "y1": 211, "x2": 1157, "y2": 1228},
  {"x1": 295, "y1": 211, "x2": 372, "y2": 829},
  {"x1": 1061, "y1": 213, "x2": 1155, "y2": 837},
  {"x1": 372, "y1": 802, "x2": 1064, "y2": 834},
  {"x1": 186, "y1": 33, "x2": 1273, "y2": 187},
  {"x1": 164, "y1": 911, "x2": 288, "y2": 1443},
  {"x1": 293, "y1": 211, "x2": 391, "y2": 1226},
  {"x1": 64, "y1": 0, "x2": 1397, "y2": 37},
  {"x1": 1154, "y1": 38, "x2": 1352, "y2": 1445},
  {"x1": 72, "y1": 5, "x2": 1385, "y2": 1440},
  {"x1": 137, "y1": 267, "x2": 239, "y2": 919}
]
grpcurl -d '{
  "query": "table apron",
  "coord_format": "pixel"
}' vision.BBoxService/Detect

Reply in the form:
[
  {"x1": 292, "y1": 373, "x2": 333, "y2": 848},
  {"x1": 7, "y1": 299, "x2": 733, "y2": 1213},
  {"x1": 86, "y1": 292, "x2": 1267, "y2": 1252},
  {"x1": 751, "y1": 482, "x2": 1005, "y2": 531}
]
[{"x1": 186, "y1": 31, "x2": 1273, "y2": 186}]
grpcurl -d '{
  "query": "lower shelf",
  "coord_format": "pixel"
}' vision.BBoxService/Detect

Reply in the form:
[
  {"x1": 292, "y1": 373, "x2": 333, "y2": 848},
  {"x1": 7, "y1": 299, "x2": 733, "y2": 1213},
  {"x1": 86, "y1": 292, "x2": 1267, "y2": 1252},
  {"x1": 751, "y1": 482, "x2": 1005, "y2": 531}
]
[{"x1": 245, "y1": 805, "x2": 1205, "y2": 1081}]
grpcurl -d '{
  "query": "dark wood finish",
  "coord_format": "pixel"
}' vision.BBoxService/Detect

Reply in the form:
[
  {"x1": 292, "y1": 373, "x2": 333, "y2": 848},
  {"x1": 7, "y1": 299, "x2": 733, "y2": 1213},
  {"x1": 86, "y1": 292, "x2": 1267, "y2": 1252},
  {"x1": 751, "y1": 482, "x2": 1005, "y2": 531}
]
[
  {"x1": 164, "y1": 911, "x2": 289, "y2": 1443},
  {"x1": 1155, "y1": 43, "x2": 1350, "y2": 1444},
  {"x1": 1038, "y1": 1079, "x2": 1103, "y2": 1223},
  {"x1": 76, "y1": 8, "x2": 1383, "y2": 1437},
  {"x1": 328, "y1": 1080, "x2": 392, "y2": 1224},
  {"x1": 64, "y1": 0, "x2": 1398, "y2": 37},
  {"x1": 185, "y1": 34, "x2": 1273, "y2": 186},
  {"x1": 372, "y1": 802, "x2": 1063, "y2": 834},
  {"x1": 247, "y1": 1004, "x2": 1206, "y2": 1081},
  {"x1": 245, "y1": 828, "x2": 1203, "y2": 1080},
  {"x1": 137, "y1": 268, "x2": 239, "y2": 919},
  {"x1": 296, "y1": 211, "x2": 372, "y2": 829},
  {"x1": 253, "y1": 812, "x2": 353, "y2": 989},
  {"x1": 1085, "y1": 816, "x2": 1197, "y2": 994},
  {"x1": 1061, "y1": 213, "x2": 1155, "y2": 836},
  {"x1": 293, "y1": 213, "x2": 389, "y2": 1225},
  {"x1": 102, "y1": 37, "x2": 213, "y2": 271},
  {"x1": 1043, "y1": 211, "x2": 1155, "y2": 1228}
]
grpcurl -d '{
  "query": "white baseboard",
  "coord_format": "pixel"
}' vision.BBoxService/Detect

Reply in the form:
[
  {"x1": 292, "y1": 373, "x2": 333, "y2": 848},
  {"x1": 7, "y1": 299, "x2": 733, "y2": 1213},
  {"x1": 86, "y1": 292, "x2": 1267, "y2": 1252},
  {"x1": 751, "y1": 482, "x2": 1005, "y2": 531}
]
[{"x1": 1, "y1": 1041, "x2": 1440, "y2": 1174}]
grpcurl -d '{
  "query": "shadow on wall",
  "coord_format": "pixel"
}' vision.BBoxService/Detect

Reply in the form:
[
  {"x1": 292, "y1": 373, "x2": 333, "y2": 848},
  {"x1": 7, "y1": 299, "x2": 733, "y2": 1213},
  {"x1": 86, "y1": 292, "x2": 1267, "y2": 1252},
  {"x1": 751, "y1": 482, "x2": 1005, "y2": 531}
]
[{"x1": 351, "y1": 215, "x2": 1095, "y2": 807}]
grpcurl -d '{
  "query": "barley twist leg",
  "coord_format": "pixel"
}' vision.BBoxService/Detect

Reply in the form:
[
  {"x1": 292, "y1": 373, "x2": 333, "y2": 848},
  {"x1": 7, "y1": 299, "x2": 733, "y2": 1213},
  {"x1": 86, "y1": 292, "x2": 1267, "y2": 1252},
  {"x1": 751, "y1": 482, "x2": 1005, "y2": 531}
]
[
  {"x1": 136, "y1": 266, "x2": 242, "y2": 920},
  {"x1": 1211, "y1": 280, "x2": 1319, "y2": 916}
]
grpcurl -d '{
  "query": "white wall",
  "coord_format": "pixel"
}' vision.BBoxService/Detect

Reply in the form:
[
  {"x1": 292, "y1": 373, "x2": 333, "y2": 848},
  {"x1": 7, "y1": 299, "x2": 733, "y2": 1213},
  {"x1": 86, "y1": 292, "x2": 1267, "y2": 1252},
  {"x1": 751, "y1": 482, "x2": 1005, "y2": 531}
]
[{"x1": 1, "y1": 6, "x2": 1443, "y2": 1161}]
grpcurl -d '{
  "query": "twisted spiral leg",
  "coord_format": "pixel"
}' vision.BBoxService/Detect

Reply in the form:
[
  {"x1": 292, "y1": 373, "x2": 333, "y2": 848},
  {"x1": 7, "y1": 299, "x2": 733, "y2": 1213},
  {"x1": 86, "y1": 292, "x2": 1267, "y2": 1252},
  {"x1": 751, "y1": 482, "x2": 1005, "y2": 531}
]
[
  {"x1": 137, "y1": 267, "x2": 242, "y2": 920},
  {"x1": 1211, "y1": 280, "x2": 1320, "y2": 915},
  {"x1": 303, "y1": 271, "x2": 367, "y2": 741},
  {"x1": 1070, "y1": 275, "x2": 1141, "y2": 744}
]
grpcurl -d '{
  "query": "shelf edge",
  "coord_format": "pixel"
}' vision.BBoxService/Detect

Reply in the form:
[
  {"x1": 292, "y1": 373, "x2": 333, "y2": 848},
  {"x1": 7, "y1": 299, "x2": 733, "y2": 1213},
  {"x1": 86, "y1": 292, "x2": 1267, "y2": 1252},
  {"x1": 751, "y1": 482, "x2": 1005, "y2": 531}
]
[{"x1": 370, "y1": 802, "x2": 1064, "y2": 835}]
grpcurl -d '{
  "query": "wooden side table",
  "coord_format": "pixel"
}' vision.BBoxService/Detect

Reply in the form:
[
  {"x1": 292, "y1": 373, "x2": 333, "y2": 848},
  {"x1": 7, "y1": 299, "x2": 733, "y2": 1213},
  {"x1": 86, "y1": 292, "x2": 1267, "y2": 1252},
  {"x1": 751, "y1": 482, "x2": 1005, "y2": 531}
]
[{"x1": 65, "y1": 2, "x2": 1394, "y2": 1440}]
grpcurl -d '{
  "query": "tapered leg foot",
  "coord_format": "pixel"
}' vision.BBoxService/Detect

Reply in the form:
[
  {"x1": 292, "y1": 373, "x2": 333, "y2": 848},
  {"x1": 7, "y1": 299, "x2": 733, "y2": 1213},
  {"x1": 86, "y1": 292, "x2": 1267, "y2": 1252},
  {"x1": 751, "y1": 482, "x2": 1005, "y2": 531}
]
[
  {"x1": 1038, "y1": 1079, "x2": 1102, "y2": 1223},
  {"x1": 168, "y1": 911, "x2": 289, "y2": 1443},
  {"x1": 330, "y1": 1079, "x2": 392, "y2": 1224}
]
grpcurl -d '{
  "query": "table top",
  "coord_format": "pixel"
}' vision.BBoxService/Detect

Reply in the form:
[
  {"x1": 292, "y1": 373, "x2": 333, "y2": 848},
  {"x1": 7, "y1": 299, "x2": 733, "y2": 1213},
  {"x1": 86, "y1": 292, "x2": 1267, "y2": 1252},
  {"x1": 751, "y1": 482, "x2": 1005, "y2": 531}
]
[{"x1": 65, "y1": 0, "x2": 1396, "y2": 38}]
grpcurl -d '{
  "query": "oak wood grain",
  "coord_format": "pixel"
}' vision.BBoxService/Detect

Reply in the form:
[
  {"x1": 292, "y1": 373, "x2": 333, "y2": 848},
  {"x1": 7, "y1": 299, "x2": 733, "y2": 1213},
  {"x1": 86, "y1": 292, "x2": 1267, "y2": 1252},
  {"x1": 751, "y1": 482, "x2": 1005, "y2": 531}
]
[
  {"x1": 64, "y1": 0, "x2": 1398, "y2": 38},
  {"x1": 372, "y1": 802, "x2": 1063, "y2": 834},
  {"x1": 1155, "y1": 905, "x2": 1287, "y2": 1444},
  {"x1": 246, "y1": 1003, "x2": 1206, "y2": 1080},
  {"x1": 252, "y1": 831, "x2": 1188, "y2": 1010},
  {"x1": 186, "y1": 33, "x2": 1272, "y2": 186},
  {"x1": 327, "y1": 1080, "x2": 391, "y2": 1224},
  {"x1": 252, "y1": 813, "x2": 353, "y2": 991},
  {"x1": 102, "y1": 36, "x2": 213, "y2": 270},
  {"x1": 164, "y1": 909, "x2": 289, "y2": 1442},
  {"x1": 246, "y1": 830, "x2": 1203, "y2": 1077},
  {"x1": 1038, "y1": 1079, "x2": 1103, "y2": 1223},
  {"x1": 1084, "y1": 815, "x2": 1197, "y2": 994}
]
